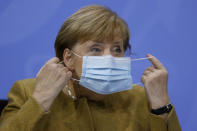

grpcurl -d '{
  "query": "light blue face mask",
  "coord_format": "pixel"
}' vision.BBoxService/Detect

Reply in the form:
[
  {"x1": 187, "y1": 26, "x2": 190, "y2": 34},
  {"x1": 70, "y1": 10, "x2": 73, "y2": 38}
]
[{"x1": 71, "y1": 50, "x2": 150, "y2": 95}]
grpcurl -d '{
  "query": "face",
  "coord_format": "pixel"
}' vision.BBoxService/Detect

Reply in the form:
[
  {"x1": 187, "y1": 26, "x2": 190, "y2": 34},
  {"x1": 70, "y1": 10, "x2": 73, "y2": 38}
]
[{"x1": 63, "y1": 37, "x2": 125, "y2": 99}]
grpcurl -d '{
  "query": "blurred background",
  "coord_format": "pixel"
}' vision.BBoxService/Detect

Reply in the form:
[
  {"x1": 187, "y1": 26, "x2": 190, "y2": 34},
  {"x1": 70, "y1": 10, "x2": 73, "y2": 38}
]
[{"x1": 0, "y1": 0, "x2": 197, "y2": 130}]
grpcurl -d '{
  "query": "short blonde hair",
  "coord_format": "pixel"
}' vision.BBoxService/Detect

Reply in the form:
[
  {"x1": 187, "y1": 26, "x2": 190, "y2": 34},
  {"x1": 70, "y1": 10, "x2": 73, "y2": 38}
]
[{"x1": 55, "y1": 5, "x2": 130, "y2": 60}]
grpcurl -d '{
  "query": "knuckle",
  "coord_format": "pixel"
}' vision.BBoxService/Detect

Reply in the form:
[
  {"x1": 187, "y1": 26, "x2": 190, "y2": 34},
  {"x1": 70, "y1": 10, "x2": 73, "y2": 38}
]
[
  {"x1": 163, "y1": 70, "x2": 168, "y2": 75},
  {"x1": 46, "y1": 64, "x2": 53, "y2": 70},
  {"x1": 149, "y1": 67, "x2": 152, "y2": 70},
  {"x1": 141, "y1": 75, "x2": 145, "y2": 80},
  {"x1": 44, "y1": 64, "x2": 50, "y2": 71},
  {"x1": 65, "y1": 67, "x2": 69, "y2": 72},
  {"x1": 45, "y1": 63, "x2": 50, "y2": 67},
  {"x1": 53, "y1": 57, "x2": 59, "y2": 61},
  {"x1": 67, "y1": 71, "x2": 72, "y2": 77},
  {"x1": 161, "y1": 70, "x2": 168, "y2": 76}
]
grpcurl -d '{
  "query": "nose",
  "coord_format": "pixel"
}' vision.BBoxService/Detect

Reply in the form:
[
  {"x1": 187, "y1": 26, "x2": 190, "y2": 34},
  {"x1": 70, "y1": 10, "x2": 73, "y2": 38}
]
[{"x1": 103, "y1": 48, "x2": 111, "y2": 56}]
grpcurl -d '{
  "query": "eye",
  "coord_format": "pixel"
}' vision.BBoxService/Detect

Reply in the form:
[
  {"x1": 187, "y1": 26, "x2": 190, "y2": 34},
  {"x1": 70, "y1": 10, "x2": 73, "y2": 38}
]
[
  {"x1": 112, "y1": 46, "x2": 122, "y2": 53},
  {"x1": 90, "y1": 47, "x2": 102, "y2": 53}
]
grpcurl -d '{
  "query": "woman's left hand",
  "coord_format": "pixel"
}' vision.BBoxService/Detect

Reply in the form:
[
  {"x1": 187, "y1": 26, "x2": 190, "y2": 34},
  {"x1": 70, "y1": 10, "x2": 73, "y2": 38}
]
[{"x1": 141, "y1": 54, "x2": 170, "y2": 109}]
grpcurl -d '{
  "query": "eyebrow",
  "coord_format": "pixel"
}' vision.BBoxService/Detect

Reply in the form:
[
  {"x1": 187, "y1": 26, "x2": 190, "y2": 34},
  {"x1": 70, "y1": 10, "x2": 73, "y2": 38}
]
[
  {"x1": 91, "y1": 43, "x2": 103, "y2": 46},
  {"x1": 113, "y1": 40, "x2": 123, "y2": 44},
  {"x1": 85, "y1": 40, "x2": 123, "y2": 48},
  {"x1": 85, "y1": 42, "x2": 104, "y2": 49}
]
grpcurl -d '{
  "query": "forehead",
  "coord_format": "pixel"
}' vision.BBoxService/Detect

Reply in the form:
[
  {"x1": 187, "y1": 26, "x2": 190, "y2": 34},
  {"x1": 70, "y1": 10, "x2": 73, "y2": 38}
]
[
  {"x1": 99, "y1": 36, "x2": 123, "y2": 43},
  {"x1": 78, "y1": 38, "x2": 123, "y2": 48},
  {"x1": 84, "y1": 36, "x2": 123, "y2": 43}
]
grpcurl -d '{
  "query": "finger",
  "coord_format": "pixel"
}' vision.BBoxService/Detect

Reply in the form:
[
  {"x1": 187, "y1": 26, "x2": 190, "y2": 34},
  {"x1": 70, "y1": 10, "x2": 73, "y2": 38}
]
[
  {"x1": 63, "y1": 67, "x2": 69, "y2": 73},
  {"x1": 62, "y1": 70, "x2": 72, "y2": 80},
  {"x1": 146, "y1": 54, "x2": 165, "y2": 69},
  {"x1": 146, "y1": 66, "x2": 155, "y2": 72},
  {"x1": 60, "y1": 67, "x2": 71, "y2": 77},
  {"x1": 141, "y1": 75, "x2": 146, "y2": 84},
  {"x1": 46, "y1": 57, "x2": 60, "y2": 64},
  {"x1": 143, "y1": 70, "x2": 151, "y2": 76},
  {"x1": 59, "y1": 67, "x2": 68, "y2": 74},
  {"x1": 66, "y1": 71, "x2": 72, "y2": 78},
  {"x1": 59, "y1": 68, "x2": 72, "y2": 81},
  {"x1": 36, "y1": 66, "x2": 43, "y2": 76},
  {"x1": 57, "y1": 63, "x2": 65, "y2": 68},
  {"x1": 59, "y1": 61, "x2": 66, "y2": 67}
]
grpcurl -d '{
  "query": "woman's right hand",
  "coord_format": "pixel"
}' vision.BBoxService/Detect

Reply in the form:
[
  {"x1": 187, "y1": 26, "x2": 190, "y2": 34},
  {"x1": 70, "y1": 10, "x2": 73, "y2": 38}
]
[{"x1": 32, "y1": 57, "x2": 72, "y2": 111}]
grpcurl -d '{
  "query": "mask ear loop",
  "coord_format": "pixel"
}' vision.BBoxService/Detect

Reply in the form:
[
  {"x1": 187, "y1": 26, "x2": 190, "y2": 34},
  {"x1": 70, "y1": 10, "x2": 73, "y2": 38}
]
[
  {"x1": 60, "y1": 50, "x2": 83, "y2": 99},
  {"x1": 70, "y1": 50, "x2": 84, "y2": 82},
  {"x1": 71, "y1": 50, "x2": 82, "y2": 58},
  {"x1": 131, "y1": 56, "x2": 153, "y2": 86},
  {"x1": 60, "y1": 50, "x2": 82, "y2": 82},
  {"x1": 131, "y1": 56, "x2": 153, "y2": 61},
  {"x1": 71, "y1": 78, "x2": 80, "y2": 82}
]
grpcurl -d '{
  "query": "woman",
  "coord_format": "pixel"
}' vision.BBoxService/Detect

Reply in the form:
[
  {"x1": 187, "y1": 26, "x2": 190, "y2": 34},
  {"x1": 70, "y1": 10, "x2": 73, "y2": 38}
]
[{"x1": 0, "y1": 5, "x2": 181, "y2": 131}]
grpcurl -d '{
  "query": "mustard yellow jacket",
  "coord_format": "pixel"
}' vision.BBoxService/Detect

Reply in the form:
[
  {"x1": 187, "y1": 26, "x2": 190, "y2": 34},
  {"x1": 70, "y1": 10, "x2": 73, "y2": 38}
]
[{"x1": 0, "y1": 79, "x2": 181, "y2": 131}]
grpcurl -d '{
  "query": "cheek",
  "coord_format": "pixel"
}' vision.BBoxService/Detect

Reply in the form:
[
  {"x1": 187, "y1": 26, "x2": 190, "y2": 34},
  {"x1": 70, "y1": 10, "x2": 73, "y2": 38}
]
[{"x1": 73, "y1": 58, "x2": 82, "y2": 78}]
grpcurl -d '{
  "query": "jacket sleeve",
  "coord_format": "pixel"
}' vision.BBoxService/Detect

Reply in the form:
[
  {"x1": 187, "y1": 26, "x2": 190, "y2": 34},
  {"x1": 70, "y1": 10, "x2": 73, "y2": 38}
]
[
  {"x1": 0, "y1": 81, "x2": 50, "y2": 131},
  {"x1": 149, "y1": 105, "x2": 182, "y2": 131},
  {"x1": 133, "y1": 84, "x2": 182, "y2": 131}
]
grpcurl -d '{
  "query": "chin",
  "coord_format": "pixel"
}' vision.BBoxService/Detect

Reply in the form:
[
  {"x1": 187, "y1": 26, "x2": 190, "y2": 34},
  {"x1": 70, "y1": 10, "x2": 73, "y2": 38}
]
[{"x1": 85, "y1": 87, "x2": 108, "y2": 101}]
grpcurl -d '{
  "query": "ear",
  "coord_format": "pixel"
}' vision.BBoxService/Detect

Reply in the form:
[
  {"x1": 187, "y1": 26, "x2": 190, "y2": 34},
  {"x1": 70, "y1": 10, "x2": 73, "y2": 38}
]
[{"x1": 63, "y1": 48, "x2": 74, "y2": 70}]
